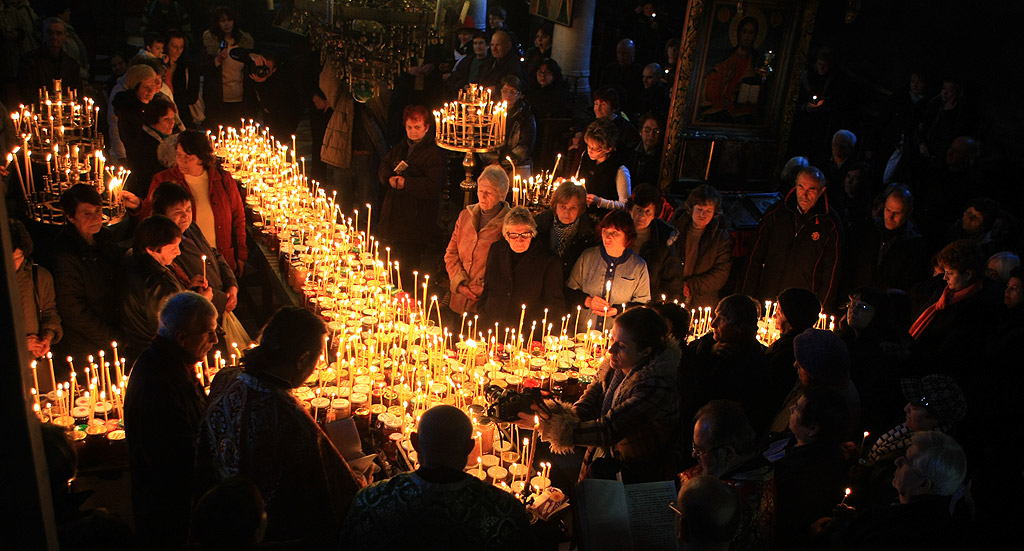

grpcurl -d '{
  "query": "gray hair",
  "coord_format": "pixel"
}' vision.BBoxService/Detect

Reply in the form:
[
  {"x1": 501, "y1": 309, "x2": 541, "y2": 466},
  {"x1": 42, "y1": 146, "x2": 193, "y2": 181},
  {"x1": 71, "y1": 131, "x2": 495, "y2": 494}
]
[
  {"x1": 157, "y1": 292, "x2": 217, "y2": 339},
  {"x1": 908, "y1": 431, "x2": 967, "y2": 496},
  {"x1": 832, "y1": 129, "x2": 857, "y2": 149},
  {"x1": 549, "y1": 179, "x2": 587, "y2": 208},
  {"x1": 503, "y1": 206, "x2": 537, "y2": 234},
  {"x1": 987, "y1": 251, "x2": 1020, "y2": 284},
  {"x1": 478, "y1": 165, "x2": 510, "y2": 198}
]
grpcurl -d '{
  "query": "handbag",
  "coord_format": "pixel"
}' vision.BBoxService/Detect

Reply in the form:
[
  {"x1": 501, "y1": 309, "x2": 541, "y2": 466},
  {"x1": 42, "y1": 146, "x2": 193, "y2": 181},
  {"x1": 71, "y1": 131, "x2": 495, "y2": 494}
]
[{"x1": 221, "y1": 311, "x2": 251, "y2": 348}]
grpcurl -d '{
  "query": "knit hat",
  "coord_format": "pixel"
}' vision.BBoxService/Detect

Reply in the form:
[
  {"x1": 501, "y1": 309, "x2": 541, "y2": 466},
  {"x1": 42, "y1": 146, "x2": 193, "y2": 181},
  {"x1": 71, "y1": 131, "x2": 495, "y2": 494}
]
[
  {"x1": 793, "y1": 328, "x2": 850, "y2": 385},
  {"x1": 124, "y1": 64, "x2": 157, "y2": 90},
  {"x1": 777, "y1": 288, "x2": 821, "y2": 331},
  {"x1": 901, "y1": 374, "x2": 967, "y2": 425}
]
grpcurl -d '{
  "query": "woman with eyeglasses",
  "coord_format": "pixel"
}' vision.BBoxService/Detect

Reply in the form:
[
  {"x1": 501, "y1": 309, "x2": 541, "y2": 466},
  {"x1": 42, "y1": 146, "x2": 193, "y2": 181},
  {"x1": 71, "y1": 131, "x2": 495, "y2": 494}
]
[
  {"x1": 835, "y1": 287, "x2": 906, "y2": 435},
  {"x1": 477, "y1": 206, "x2": 565, "y2": 330},
  {"x1": 525, "y1": 58, "x2": 571, "y2": 120},
  {"x1": 566, "y1": 209, "x2": 651, "y2": 332}
]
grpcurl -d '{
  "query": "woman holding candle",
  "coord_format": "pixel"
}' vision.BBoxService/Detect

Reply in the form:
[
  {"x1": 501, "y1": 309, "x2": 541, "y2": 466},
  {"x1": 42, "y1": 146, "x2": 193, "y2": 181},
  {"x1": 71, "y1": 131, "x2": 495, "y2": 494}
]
[
  {"x1": 578, "y1": 118, "x2": 631, "y2": 213},
  {"x1": 151, "y1": 182, "x2": 242, "y2": 323},
  {"x1": 378, "y1": 105, "x2": 446, "y2": 278},
  {"x1": 566, "y1": 209, "x2": 651, "y2": 331},
  {"x1": 524, "y1": 306, "x2": 680, "y2": 483},
  {"x1": 444, "y1": 164, "x2": 510, "y2": 316},
  {"x1": 123, "y1": 129, "x2": 248, "y2": 275},
  {"x1": 121, "y1": 214, "x2": 211, "y2": 359},
  {"x1": 477, "y1": 206, "x2": 565, "y2": 330}
]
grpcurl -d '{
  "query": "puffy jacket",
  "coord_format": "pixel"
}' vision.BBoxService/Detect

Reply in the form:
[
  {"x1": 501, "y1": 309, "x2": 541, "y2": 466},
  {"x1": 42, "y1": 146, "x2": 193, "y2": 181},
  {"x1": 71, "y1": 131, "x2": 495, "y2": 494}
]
[{"x1": 445, "y1": 202, "x2": 510, "y2": 313}]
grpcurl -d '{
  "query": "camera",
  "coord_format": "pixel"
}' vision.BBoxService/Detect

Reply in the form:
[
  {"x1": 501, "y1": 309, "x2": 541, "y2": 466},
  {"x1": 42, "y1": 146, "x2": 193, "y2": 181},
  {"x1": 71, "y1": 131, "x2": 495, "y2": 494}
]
[
  {"x1": 250, "y1": 64, "x2": 270, "y2": 78},
  {"x1": 219, "y1": 40, "x2": 227, "y2": 50},
  {"x1": 485, "y1": 384, "x2": 546, "y2": 422}
]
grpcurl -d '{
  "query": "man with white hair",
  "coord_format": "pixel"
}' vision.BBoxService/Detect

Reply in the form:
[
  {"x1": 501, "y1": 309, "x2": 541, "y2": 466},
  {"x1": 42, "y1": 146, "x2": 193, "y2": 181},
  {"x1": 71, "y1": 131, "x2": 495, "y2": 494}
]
[
  {"x1": 341, "y1": 405, "x2": 533, "y2": 549},
  {"x1": 125, "y1": 291, "x2": 218, "y2": 547},
  {"x1": 819, "y1": 431, "x2": 971, "y2": 549}
]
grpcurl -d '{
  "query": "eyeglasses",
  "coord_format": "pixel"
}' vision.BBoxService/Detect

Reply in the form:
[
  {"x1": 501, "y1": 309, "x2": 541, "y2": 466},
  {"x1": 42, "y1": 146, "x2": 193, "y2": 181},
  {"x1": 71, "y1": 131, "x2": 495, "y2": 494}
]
[
  {"x1": 843, "y1": 301, "x2": 874, "y2": 312},
  {"x1": 640, "y1": 127, "x2": 661, "y2": 134},
  {"x1": 692, "y1": 442, "x2": 726, "y2": 457},
  {"x1": 506, "y1": 232, "x2": 535, "y2": 240},
  {"x1": 536, "y1": 70, "x2": 553, "y2": 76}
]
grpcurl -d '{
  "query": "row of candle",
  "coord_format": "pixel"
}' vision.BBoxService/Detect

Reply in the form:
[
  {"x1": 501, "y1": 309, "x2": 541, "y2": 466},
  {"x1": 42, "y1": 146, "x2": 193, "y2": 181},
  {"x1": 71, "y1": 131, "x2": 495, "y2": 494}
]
[{"x1": 509, "y1": 156, "x2": 571, "y2": 208}]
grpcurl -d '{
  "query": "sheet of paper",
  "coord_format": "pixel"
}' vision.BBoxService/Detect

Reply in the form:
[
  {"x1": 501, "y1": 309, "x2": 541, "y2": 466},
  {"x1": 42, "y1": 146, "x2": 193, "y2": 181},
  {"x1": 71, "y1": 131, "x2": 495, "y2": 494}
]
[{"x1": 624, "y1": 481, "x2": 679, "y2": 551}]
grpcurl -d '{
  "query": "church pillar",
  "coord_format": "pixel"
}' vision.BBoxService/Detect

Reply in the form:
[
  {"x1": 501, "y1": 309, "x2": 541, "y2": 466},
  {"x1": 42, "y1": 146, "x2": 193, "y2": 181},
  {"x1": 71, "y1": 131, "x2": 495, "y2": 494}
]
[
  {"x1": 468, "y1": 0, "x2": 486, "y2": 30},
  {"x1": 551, "y1": 0, "x2": 595, "y2": 102}
]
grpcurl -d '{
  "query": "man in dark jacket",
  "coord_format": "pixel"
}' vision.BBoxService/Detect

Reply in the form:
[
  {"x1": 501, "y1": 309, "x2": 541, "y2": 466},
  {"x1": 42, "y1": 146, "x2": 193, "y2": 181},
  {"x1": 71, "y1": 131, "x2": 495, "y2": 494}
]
[
  {"x1": 847, "y1": 186, "x2": 928, "y2": 292},
  {"x1": 742, "y1": 166, "x2": 843, "y2": 310},
  {"x1": 17, "y1": 17, "x2": 82, "y2": 102},
  {"x1": 50, "y1": 185, "x2": 125, "y2": 359},
  {"x1": 478, "y1": 31, "x2": 523, "y2": 90},
  {"x1": 125, "y1": 291, "x2": 218, "y2": 548}
]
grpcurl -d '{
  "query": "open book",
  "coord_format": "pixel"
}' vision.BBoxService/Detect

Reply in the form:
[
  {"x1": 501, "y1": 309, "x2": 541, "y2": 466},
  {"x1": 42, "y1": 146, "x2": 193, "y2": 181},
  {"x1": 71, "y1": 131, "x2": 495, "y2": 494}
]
[{"x1": 575, "y1": 478, "x2": 679, "y2": 551}]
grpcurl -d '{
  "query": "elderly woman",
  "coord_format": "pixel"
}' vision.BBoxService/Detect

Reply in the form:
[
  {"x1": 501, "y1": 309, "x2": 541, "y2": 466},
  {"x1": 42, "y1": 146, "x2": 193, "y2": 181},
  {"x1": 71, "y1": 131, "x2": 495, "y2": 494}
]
[
  {"x1": 525, "y1": 306, "x2": 680, "y2": 483},
  {"x1": 535, "y1": 180, "x2": 596, "y2": 279},
  {"x1": 907, "y1": 239, "x2": 1003, "y2": 376},
  {"x1": 669, "y1": 184, "x2": 732, "y2": 309},
  {"x1": 445, "y1": 165, "x2": 511, "y2": 315},
  {"x1": 627, "y1": 184, "x2": 683, "y2": 301},
  {"x1": 124, "y1": 130, "x2": 247, "y2": 274},
  {"x1": 477, "y1": 206, "x2": 565, "y2": 330},
  {"x1": 566, "y1": 209, "x2": 651, "y2": 331},
  {"x1": 379, "y1": 105, "x2": 446, "y2": 277},
  {"x1": 578, "y1": 118, "x2": 631, "y2": 212},
  {"x1": 121, "y1": 215, "x2": 212, "y2": 359}
]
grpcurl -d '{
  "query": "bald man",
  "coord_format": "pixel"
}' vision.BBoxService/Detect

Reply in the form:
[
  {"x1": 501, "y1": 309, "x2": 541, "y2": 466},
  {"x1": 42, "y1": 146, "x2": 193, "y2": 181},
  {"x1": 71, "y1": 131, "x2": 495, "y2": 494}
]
[
  {"x1": 677, "y1": 475, "x2": 740, "y2": 551},
  {"x1": 341, "y1": 405, "x2": 535, "y2": 549},
  {"x1": 479, "y1": 30, "x2": 524, "y2": 90}
]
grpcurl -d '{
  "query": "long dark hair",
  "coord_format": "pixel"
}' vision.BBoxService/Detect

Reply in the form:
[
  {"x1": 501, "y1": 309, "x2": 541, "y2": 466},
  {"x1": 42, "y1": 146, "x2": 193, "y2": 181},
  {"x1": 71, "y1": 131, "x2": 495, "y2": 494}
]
[
  {"x1": 209, "y1": 5, "x2": 242, "y2": 42},
  {"x1": 615, "y1": 306, "x2": 669, "y2": 355}
]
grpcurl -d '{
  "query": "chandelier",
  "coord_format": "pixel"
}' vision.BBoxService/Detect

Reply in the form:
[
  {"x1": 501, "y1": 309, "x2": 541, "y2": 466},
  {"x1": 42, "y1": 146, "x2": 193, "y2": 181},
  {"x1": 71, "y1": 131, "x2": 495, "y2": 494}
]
[{"x1": 290, "y1": 0, "x2": 467, "y2": 101}]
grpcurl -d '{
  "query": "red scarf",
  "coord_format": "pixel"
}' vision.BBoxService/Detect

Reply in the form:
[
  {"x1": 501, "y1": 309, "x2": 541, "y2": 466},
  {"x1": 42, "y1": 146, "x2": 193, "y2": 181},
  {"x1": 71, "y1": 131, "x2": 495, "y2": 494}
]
[{"x1": 908, "y1": 281, "x2": 982, "y2": 339}]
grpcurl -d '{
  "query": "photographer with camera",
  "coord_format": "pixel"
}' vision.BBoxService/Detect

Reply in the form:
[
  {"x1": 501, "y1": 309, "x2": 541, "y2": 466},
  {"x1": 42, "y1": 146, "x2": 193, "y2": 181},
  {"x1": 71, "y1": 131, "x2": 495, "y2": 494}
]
[
  {"x1": 201, "y1": 5, "x2": 256, "y2": 129},
  {"x1": 520, "y1": 306, "x2": 682, "y2": 484}
]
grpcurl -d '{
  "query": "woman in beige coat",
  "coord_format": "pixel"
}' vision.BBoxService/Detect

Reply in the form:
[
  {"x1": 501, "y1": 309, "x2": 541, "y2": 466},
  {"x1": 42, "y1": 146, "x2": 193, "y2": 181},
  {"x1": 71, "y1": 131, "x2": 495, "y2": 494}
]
[{"x1": 444, "y1": 165, "x2": 510, "y2": 314}]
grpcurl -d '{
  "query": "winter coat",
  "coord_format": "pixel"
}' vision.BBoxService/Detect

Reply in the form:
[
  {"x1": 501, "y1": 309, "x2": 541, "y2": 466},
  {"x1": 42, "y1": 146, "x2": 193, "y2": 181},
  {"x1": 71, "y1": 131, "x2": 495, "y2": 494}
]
[
  {"x1": 742, "y1": 189, "x2": 843, "y2": 309},
  {"x1": 670, "y1": 213, "x2": 733, "y2": 309},
  {"x1": 200, "y1": 29, "x2": 255, "y2": 110},
  {"x1": 636, "y1": 218, "x2": 684, "y2": 302},
  {"x1": 540, "y1": 340, "x2": 681, "y2": 483},
  {"x1": 445, "y1": 202, "x2": 510, "y2": 313},
  {"x1": 477, "y1": 238, "x2": 566, "y2": 329},
  {"x1": 120, "y1": 252, "x2": 185, "y2": 356},
  {"x1": 50, "y1": 225, "x2": 122, "y2": 356},
  {"x1": 378, "y1": 137, "x2": 445, "y2": 246},
  {"x1": 319, "y1": 65, "x2": 355, "y2": 169},
  {"x1": 141, "y1": 164, "x2": 248, "y2": 271},
  {"x1": 168, "y1": 55, "x2": 201, "y2": 128}
]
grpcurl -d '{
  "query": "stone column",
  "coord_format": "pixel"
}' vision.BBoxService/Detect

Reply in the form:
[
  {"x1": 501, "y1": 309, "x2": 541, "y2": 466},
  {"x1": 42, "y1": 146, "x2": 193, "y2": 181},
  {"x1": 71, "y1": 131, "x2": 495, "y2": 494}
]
[
  {"x1": 551, "y1": 0, "x2": 595, "y2": 103},
  {"x1": 467, "y1": 0, "x2": 487, "y2": 30}
]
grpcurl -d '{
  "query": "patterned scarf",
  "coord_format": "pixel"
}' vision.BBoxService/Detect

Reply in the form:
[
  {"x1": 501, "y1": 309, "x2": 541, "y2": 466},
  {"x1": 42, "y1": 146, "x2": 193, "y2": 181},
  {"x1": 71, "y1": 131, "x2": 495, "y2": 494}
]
[{"x1": 551, "y1": 216, "x2": 580, "y2": 256}]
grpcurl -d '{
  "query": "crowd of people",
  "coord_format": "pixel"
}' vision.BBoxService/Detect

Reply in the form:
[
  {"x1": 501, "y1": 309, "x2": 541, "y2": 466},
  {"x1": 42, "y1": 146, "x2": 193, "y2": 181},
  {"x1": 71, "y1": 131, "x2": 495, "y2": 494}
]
[{"x1": 3, "y1": 1, "x2": 1022, "y2": 550}]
